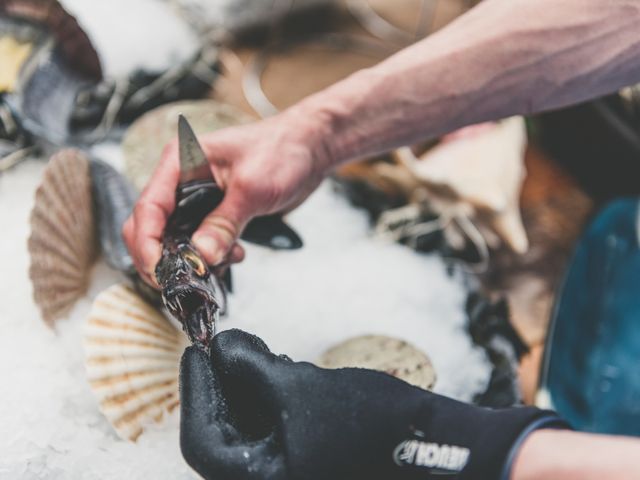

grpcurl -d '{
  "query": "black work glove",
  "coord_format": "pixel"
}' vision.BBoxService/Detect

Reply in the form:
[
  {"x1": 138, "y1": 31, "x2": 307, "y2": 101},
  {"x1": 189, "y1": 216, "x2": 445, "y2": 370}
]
[{"x1": 180, "y1": 329, "x2": 565, "y2": 480}]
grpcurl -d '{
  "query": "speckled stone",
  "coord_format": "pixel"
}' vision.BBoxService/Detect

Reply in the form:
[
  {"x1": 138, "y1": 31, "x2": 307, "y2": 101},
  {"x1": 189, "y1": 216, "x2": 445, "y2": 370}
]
[{"x1": 317, "y1": 334, "x2": 436, "y2": 391}]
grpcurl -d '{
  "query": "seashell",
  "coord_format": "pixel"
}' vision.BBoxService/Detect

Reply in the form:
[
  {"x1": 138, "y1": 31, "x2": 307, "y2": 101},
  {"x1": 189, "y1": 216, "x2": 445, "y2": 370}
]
[
  {"x1": 0, "y1": 0, "x2": 102, "y2": 80},
  {"x1": 122, "y1": 100, "x2": 252, "y2": 191},
  {"x1": 396, "y1": 117, "x2": 529, "y2": 254},
  {"x1": 317, "y1": 335, "x2": 436, "y2": 391},
  {"x1": 28, "y1": 149, "x2": 98, "y2": 325},
  {"x1": 84, "y1": 283, "x2": 187, "y2": 442}
]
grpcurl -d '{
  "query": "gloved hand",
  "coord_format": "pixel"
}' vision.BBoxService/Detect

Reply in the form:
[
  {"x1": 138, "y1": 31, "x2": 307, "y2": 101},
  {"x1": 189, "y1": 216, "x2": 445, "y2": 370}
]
[{"x1": 179, "y1": 329, "x2": 566, "y2": 480}]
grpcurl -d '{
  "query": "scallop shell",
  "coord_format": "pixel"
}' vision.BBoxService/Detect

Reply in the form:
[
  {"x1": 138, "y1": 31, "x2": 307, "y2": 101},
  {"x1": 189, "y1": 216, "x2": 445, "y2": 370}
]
[
  {"x1": 84, "y1": 283, "x2": 187, "y2": 442},
  {"x1": 317, "y1": 335, "x2": 436, "y2": 391},
  {"x1": 28, "y1": 149, "x2": 98, "y2": 325},
  {"x1": 122, "y1": 100, "x2": 253, "y2": 191},
  {"x1": 0, "y1": 0, "x2": 102, "y2": 80}
]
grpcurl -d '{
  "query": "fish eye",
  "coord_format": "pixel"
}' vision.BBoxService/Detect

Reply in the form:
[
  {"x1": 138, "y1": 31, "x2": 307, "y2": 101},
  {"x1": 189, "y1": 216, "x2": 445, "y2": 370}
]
[{"x1": 183, "y1": 250, "x2": 207, "y2": 277}]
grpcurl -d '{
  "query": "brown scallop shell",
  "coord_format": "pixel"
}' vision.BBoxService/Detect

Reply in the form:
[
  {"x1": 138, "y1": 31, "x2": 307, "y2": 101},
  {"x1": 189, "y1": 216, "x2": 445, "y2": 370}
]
[
  {"x1": 28, "y1": 148, "x2": 98, "y2": 325},
  {"x1": 0, "y1": 0, "x2": 102, "y2": 80}
]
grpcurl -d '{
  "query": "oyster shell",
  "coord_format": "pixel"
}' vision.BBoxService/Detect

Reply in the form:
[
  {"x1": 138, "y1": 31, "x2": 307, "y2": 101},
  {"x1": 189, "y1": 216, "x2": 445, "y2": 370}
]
[
  {"x1": 317, "y1": 335, "x2": 436, "y2": 391},
  {"x1": 28, "y1": 149, "x2": 97, "y2": 325},
  {"x1": 122, "y1": 100, "x2": 252, "y2": 191},
  {"x1": 84, "y1": 283, "x2": 187, "y2": 442}
]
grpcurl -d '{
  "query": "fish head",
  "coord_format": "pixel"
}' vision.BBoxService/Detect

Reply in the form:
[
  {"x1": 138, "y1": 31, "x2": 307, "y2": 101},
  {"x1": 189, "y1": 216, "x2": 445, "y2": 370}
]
[{"x1": 155, "y1": 240, "x2": 223, "y2": 348}]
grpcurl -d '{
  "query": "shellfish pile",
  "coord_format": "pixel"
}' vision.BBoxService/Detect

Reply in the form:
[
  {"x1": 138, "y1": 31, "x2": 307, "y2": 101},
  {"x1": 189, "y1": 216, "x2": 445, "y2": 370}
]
[
  {"x1": 338, "y1": 116, "x2": 530, "y2": 268},
  {"x1": 0, "y1": 0, "x2": 220, "y2": 166}
]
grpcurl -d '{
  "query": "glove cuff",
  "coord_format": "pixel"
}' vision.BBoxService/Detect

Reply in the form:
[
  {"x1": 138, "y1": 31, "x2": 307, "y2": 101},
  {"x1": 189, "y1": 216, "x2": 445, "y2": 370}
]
[{"x1": 391, "y1": 395, "x2": 568, "y2": 480}]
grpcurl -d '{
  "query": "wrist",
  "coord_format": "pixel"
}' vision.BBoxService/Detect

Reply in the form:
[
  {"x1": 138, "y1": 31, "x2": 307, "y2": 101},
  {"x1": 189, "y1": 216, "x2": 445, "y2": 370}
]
[
  {"x1": 388, "y1": 392, "x2": 567, "y2": 480},
  {"x1": 510, "y1": 430, "x2": 640, "y2": 480},
  {"x1": 279, "y1": 94, "x2": 342, "y2": 177},
  {"x1": 501, "y1": 420, "x2": 569, "y2": 480}
]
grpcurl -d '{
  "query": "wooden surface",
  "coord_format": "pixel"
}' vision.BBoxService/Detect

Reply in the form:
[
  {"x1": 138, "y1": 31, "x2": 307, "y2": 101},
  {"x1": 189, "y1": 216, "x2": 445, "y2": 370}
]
[{"x1": 212, "y1": 0, "x2": 475, "y2": 116}]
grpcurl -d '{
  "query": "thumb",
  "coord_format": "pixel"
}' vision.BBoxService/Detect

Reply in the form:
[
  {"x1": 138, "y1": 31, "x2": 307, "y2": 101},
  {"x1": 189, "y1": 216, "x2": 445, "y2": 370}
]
[{"x1": 192, "y1": 193, "x2": 252, "y2": 266}]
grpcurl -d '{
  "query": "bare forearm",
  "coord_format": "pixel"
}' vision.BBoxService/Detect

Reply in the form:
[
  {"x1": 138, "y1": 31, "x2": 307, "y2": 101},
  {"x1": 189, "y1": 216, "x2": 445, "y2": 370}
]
[
  {"x1": 292, "y1": 0, "x2": 640, "y2": 167},
  {"x1": 511, "y1": 429, "x2": 640, "y2": 480}
]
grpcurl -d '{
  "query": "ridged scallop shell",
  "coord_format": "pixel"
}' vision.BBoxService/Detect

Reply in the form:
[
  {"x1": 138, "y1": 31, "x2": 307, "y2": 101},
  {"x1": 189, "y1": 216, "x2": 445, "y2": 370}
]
[
  {"x1": 0, "y1": 0, "x2": 102, "y2": 80},
  {"x1": 317, "y1": 335, "x2": 436, "y2": 391},
  {"x1": 122, "y1": 100, "x2": 252, "y2": 191},
  {"x1": 28, "y1": 149, "x2": 97, "y2": 325},
  {"x1": 84, "y1": 283, "x2": 187, "y2": 442}
]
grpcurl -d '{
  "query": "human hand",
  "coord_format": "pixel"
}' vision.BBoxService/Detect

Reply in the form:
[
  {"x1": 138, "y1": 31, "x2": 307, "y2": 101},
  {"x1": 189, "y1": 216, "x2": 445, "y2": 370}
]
[
  {"x1": 179, "y1": 329, "x2": 564, "y2": 480},
  {"x1": 123, "y1": 107, "x2": 333, "y2": 286}
]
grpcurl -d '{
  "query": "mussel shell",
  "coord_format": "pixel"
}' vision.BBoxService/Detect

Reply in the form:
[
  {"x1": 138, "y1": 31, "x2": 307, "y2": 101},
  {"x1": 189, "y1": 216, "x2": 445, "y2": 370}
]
[
  {"x1": 90, "y1": 159, "x2": 137, "y2": 274},
  {"x1": 1, "y1": 0, "x2": 102, "y2": 146},
  {"x1": 11, "y1": 47, "x2": 94, "y2": 144}
]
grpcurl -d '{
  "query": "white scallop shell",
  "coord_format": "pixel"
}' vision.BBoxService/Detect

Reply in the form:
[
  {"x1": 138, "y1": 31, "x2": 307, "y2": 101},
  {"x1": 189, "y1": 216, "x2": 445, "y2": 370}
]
[
  {"x1": 316, "y1": 335, "x2": 436, "y2": 391},
  {"x1": 84, "y1": 283, "x2": 187, "y2": 441},
  {"x1": 122, "y1": 100, "x2": 252, "y2": 191},
  {"x1": 28, "y1": 149, "x2": 97, "y2": 325}
]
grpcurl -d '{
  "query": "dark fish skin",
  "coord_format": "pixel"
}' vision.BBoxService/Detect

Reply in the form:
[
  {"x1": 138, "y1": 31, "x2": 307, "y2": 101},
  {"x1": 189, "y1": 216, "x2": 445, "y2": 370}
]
[
  {"x1": 155, "y1": 177, "x2": 304, "y2": 349},
  {"x1": 88, "y1": 156, "x2": 303, "y2": 350},
  {"x1": 156, "y1": 179, "x2": 225, "y2": 350}
]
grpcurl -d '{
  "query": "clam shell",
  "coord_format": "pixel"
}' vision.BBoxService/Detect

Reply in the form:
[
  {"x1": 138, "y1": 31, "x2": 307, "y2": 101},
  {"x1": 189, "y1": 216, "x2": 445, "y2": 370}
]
[
  {"x1": 84, "y1": 283, "x2": 187, "y2": 442},
  {"x1": 122, "y1": 100, "x2": 252, "y2": 191},
  {"x1": 28, "y1": 149, "x2": 97, "y2": 325},
  {"x1": 317, "y1": 335, "x2": 436, "y2": 391},
  {"x1": 0, "y1": 0, "x2": 102, "y2": 80}
]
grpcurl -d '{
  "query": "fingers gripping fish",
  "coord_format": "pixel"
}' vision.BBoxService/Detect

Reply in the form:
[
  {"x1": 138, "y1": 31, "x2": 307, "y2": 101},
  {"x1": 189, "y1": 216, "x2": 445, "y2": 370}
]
[{"x1": 155, "y1": 116, "x2": 226, "y2": 350}]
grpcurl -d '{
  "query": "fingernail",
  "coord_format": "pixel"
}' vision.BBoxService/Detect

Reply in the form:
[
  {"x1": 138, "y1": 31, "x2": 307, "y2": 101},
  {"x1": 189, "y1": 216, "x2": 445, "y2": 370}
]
[{"x1": 193, "y1": 234, "x2": 223, "y2": 265}]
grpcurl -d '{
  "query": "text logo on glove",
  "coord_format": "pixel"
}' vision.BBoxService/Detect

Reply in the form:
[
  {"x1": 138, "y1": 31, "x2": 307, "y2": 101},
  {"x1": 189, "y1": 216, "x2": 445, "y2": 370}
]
[{"x1": 393, "y1": 440, "x2": 470, "y2": 474}]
